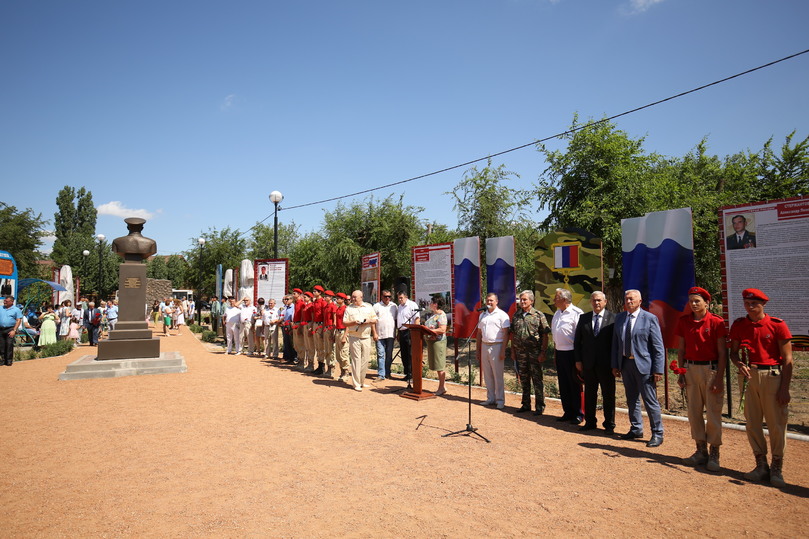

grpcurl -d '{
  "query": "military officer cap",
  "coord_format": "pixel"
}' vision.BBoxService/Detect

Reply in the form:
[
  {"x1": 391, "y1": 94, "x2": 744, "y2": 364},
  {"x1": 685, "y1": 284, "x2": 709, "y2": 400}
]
[{"x1": 742, "y1": 288, "x2": 769, "y2": 302}]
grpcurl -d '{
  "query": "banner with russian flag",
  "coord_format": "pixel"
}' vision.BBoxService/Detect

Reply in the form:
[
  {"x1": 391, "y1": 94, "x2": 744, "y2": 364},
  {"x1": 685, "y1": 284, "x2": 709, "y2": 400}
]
[
  {"x1": 486, "y1": 236, "x2": 517, "y2": 317},
  {"x1": 453, "y1": 237, "x2": 481, "y2": 339},
  {"x1": 622, "y1": 208, "x2": 695, "y2": 348}
]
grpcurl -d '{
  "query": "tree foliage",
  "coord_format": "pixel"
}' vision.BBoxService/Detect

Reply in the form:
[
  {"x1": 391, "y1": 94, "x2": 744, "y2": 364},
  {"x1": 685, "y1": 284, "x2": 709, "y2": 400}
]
[
  {"x1": 182, "y1": 227, "x2": 247, "y2": 296},
  {"x1": 0, "y1": 203, "x2": 47, "y2": 278},
  {"x1": 51, "y1": 186, "x2": 97, "y2": 267},
  {"x1": 448, "y1": 159, "x2": 538, "y2": 290},
  {"x1": 248, "y1": 221, "x2": 300, "y2": 260}
]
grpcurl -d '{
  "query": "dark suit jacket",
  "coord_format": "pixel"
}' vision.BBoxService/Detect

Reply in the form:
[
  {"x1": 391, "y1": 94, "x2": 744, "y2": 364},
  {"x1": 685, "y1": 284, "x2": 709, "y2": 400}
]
[
  {"x1": 574, "y1": 310, "x2": 615, "y2": 370},
  {"x1": 611, "y1": 309, "x2": 665, "y2": 375},
  {"x1": 726, "y1": 231, "x2": 756, "y2": 250}
]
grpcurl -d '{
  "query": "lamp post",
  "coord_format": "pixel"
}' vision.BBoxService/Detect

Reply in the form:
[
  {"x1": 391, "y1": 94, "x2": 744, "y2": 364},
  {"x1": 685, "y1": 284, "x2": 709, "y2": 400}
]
[
  {"x1": 82, "y1": 249, "x2": 90, "y2": 297},
  {"x1": 96, "y1": 234, "x2": 105, "y2": 301},
  {"x1": 197, "y1": 237, "x2": 205, "y2": 325},
  {"x1": 269, "y1": 190, "x2": 283, "y2": 259}
]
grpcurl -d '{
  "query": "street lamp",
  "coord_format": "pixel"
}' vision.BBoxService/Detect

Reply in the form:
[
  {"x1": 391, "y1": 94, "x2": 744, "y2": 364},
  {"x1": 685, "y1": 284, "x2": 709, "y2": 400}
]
[
  {"x1": 197, "y1": 237, "x2": 205, "y2": 324},
  {"x1": 96, "y1": 234, "x2": 105, "y2": 300},
  {"x1": 269, "y1": 190, "x2": 283, "y2": 259}
]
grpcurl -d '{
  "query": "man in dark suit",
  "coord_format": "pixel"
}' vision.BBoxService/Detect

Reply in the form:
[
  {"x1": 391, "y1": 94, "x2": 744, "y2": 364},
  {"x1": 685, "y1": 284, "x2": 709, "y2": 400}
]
[
  {"x1": 574, "y1": 291, "x2": 616, "y2": 433},
  {"x1": 611, "y1": 289, "x2": 666, "y2": 447},
  {"x1": 83, "y1": 301, "x2": 101, "y2": 346},
  {"x1": 726, "y1": 214, "x2": 756, "y2": 250}
]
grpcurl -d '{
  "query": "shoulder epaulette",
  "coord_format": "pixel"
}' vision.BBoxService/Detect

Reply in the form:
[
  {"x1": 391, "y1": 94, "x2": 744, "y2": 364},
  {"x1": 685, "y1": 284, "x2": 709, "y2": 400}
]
[
  {"x1": 770, "y1": 317, "x2": 784, "y2": 323},
  {"x1": 733, "y1": 317, "x2": 747, "y2": 324}
]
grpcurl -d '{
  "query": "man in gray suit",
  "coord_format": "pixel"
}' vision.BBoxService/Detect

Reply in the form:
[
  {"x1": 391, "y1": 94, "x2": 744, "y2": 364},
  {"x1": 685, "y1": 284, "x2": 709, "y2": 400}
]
[
  {"x1": 612, "y1": 289, "x2": 666, "y2": 447},
  {"x1": 575, "y1": 291, "x2": 616, "y2": 433}
]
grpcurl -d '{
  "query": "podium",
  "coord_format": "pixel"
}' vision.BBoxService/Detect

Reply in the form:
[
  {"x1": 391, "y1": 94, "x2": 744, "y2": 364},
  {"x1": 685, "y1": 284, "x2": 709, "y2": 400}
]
[{"x1": 400, "y1": 323, "x2": 438, "y2": 401}]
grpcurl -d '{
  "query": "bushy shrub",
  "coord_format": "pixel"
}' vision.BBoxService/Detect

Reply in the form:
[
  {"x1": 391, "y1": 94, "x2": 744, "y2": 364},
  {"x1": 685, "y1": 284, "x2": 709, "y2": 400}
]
[
  {"x1": 80, "y1": 331, "x2": 89, "y2": 344},
  {"x1": 188, "y1": 324, "x2": 204, "y2": 334},
  {"x1": 201, "y1": 330, "x2": 217, "y2": 343},
  {"x1": 39, "y1": 340, "x2": 75, "y2": 358}
]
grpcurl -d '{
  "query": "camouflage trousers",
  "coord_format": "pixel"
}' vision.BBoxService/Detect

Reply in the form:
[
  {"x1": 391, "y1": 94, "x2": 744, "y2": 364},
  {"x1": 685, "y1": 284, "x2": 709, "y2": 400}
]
[{"x1": 514, "y1": 345, "x2": 545, "y2": 411}]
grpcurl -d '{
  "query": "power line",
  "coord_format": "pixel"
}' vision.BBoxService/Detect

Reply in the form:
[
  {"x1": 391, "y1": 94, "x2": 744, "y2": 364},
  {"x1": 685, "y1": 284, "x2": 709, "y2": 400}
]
[{"x1": 245, "y1": 47, "x2": 809, "y2": 233}]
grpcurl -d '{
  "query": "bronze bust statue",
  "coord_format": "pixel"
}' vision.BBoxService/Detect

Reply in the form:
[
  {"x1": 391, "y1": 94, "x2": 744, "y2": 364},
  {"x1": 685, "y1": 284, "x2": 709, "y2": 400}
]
[{"x1": 112, "y1": 218, "x2": 157, "y2": 262}]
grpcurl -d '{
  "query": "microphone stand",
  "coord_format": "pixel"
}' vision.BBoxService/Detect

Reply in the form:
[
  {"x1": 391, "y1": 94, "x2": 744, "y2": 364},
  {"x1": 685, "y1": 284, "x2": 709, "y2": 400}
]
[{"x1": 444, "y1": 310, "x2": 490, "y2": 443}]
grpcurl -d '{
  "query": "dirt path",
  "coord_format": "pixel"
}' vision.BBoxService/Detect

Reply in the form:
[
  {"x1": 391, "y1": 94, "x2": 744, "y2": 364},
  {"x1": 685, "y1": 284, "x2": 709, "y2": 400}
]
[{"x1": 1, "y1": 328, "x2": 807, "y2": 537}]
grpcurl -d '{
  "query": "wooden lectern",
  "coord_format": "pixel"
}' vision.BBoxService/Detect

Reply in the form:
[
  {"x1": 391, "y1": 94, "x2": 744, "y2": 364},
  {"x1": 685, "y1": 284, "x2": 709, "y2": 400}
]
[{"x1": 401, "y1": 323, "x2": 439, "y2": 401}]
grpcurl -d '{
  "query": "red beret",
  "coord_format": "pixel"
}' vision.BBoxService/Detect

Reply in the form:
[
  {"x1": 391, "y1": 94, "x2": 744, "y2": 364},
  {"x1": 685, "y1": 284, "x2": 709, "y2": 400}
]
[
  {"x1": 742, "y1": 288, "x2": 769, "y2": 302},
  {"x1": 687, "y1": 287, "x2": 711, "y2": 302},
  {"x1": 304, "y1": 291, "x2": 313, "y2": 298},
  {"x1": 313, "y1": 285, "x2": 325, "y2": 292},
  {"x1": 293, "y1": 288, "x2": 303, "y2": 294},
  {"x1": 324, "y1": 290, "x2": 335, "y2": 297},
  {"x1": 336, "y1": 292, "x2": 348, "y2": 300}
]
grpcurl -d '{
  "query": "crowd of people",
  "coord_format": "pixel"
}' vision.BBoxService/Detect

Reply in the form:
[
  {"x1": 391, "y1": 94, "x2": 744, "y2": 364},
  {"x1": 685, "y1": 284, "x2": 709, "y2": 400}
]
[
  {"x1": 152, "y1": 297, "x2": 196, "y2": 337},
  {"x1": 479, "y1": 285, "x2": 793, "y2": 488},
  {"x1": 0, "y1": 295, "x2": 122, "y2": 352},
  {"x1": 200, "y1": 284, "x2": 794, "y2": 488}
]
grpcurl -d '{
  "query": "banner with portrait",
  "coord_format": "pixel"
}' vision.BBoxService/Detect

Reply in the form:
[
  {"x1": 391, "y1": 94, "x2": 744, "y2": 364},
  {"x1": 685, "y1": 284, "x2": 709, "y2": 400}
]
[
  {"x1": 720, "y1": 196, "x2": 809, "y2": 348},
  {"x1": 0, "y1": 250, "x2": 18, "y2": 299},
  {"x1": 253, "y1": 259, "x2": 288, "y2": 307}
]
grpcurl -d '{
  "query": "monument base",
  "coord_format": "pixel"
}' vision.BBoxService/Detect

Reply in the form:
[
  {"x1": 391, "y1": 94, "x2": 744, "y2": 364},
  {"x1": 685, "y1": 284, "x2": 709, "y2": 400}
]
[
  {"x1": 97, "y1": 336, "x2": 160, "y2": 360},
  {"x1": 58, "y1": 351, "x2": 187, "y2": 381}
]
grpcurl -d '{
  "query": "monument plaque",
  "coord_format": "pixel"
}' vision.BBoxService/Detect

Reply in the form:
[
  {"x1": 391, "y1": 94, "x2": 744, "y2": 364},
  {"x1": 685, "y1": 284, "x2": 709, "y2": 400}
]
[{"x1": 97, "y1": 218, "x2": 160, "y2": 360}]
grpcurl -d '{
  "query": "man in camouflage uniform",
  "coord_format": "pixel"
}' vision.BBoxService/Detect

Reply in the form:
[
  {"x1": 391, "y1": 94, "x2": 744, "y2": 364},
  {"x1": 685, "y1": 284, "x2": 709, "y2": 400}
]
[{"x1": 509, "y1": 290, "x2": 550, "y2": 415}]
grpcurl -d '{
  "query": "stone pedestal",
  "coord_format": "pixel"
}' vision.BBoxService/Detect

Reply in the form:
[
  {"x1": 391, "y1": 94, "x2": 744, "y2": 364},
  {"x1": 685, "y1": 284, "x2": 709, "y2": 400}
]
[
  {"x1": 59, "y1": 352, "x2": 186, "y2": 380},
  {"x1": 98, "y1": 258, "x2": 160, "y2": 360}
]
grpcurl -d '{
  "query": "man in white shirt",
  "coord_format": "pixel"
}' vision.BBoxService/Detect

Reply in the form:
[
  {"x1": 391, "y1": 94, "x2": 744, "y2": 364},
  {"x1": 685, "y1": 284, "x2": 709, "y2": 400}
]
[
  {"x1": 477, "y1": 293, "x2": 511, "y2": 409},
  {"x1": 263, "y1": 298, "x2": 281, "y2": 359},
  {"x1": 343, "y1": 290, "x2": 377, "y2": 391},
  {"x1": 223, "y1": 296, "x2": 242, "y2": 354},
  {"x1": 239, "y1": 297, "x2": 256, "y2": 356},
  {"x1": 396, "y1": 291, "x2": 420, "y2": 382},
  {"x1": 551, "y1": 287, "x2": 584, "y2": 423},
  {"x1": 373, "y1": 290, "x2": 398, "y2": 380}
]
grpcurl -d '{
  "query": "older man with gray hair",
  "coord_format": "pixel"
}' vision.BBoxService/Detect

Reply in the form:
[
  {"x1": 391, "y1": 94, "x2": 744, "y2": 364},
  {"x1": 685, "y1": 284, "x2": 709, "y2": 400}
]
[{"x1": 551, "y1": 288, "x2": 584, "y2": 423}]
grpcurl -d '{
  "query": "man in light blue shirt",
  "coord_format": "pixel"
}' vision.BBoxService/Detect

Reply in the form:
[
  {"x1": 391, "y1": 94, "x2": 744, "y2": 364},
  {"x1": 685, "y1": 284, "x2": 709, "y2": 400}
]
[{"x1": 1, "y1": 296, "x2": 24, "y2": 366}]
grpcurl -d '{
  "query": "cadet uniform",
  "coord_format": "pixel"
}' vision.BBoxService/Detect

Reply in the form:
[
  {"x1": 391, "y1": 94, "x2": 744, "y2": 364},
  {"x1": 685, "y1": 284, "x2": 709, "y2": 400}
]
[
  {"x1": 292, "y1": 289, "x2": 305, "y2": 363},
  {"x1": 301, "y1": 292, "x2": 315, "y2": 371},
  {"x1": 311, "y1": 286, "x2": 327, "y2": 374},
  {"x1": 333, "y1": 294, "x2": 350, "y2": 381},
  {"x1": 730, "y1": 288, "x2": 793, "y2": 487},
  {"x1": 323, "y1": 290, "x2": 337, "y2": 378},
  {"x1": 510, "y1": 306, "x2": 550, "y2": 414}
]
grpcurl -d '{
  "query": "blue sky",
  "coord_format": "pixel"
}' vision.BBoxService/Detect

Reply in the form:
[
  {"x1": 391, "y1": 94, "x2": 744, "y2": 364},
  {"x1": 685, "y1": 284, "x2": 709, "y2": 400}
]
[{"x1": 2, "y1": 0, "x2": 807, "y2": 256}]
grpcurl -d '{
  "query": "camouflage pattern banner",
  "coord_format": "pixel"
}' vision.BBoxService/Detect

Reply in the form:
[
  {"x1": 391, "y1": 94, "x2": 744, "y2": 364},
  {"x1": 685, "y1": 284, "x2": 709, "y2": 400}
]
[{"x1": 534, "y1": 229, "x2": 603, "y2": 317}]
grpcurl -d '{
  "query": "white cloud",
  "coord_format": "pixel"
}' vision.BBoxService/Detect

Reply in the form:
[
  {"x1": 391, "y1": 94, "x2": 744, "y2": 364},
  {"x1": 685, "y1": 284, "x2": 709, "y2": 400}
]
[
  {"x1": 221, "y1": 94, "x2": 238, "y2": 112},
  {"x1": 96, "y1": 201, "x2": 155, "y2": 220},
  {"x1": 623, "y1": 0, "x2": 665, "y2": 14}
]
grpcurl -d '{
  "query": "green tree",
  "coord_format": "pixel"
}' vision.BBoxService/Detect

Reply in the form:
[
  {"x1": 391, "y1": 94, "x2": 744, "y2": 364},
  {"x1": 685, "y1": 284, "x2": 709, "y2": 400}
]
[
  {"x1": 448, "y1": 159, "x2": 537, "y2": 290},
  {"x1": 165, "y1": 255, "x2": 189, "y2": 289},
  {"x1": 51, "y1": 186, "x2": 97, "y2": 268},
  {"x1": 756, "y1": 131, "x2": 809, "y2": 200},
  {"x1": 183, "y1": 227, "x2": 248, "y2": 296},
  {"x1": 0, "y1": 203, "x2": 47, "y2": 277},
  {"x1": 147, "y1": 255, "x2": 169, "y2": 280},
  {"x1": 248, "y1": 221, "x2": 300, "y2": 260}
]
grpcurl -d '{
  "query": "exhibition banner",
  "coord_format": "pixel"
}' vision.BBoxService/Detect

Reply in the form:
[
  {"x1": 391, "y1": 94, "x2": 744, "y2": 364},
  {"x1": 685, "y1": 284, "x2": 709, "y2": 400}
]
[
  {"x1": 0, "y1": 250, "x2": 17, "y2": 298},
  {"x1": 486, "y1": 236, "x2": 517, "y2": 317},
  {"x1": 720, "y1": 196, "x2": 809, "y2": 348},
  {"x1": 453, "y1": 237, "x2": 481, "y2": 339},
  {"x1": 535, "y1": 229, "x2": 603, "y2": 317},
  {"x1": 622, "y1": 207, "x2": 695, "y2": 348},
  {"x1": 254, "y1": 259, "x2": 288, "y2": 307},
  {"x1": 361, "y1": 252, "x2": 381, "y2": 304},
  {"x1": 412, "y1": 243, "x2": 454, "y2": 325}
]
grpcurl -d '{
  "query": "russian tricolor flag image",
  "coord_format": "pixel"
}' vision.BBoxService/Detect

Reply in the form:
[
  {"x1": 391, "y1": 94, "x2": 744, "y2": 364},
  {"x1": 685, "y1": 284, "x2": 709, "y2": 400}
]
[
  {"x1": 622, "y1": 208, "x2": 695, "y2": 348},
  {"x1": 553, "y1": 243, "x2": 580, "y2": 269},
  {"x1": 453, "y1": 237, "x2": 481, "y2": 339}
]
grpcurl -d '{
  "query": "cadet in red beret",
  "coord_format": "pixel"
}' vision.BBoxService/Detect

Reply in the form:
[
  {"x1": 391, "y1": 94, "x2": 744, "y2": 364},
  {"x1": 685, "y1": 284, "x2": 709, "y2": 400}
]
[
  {"x1": 311, "y1": 286, "x2": 327, "y2": 375},
  {"x1": 301, "y1": 292, "x2": 315, "y2": 371},
  {"x1": 333, "y1": 293, "x2": 351, "y2": 382},
  {"x1": 674, "y1": 286, "x2": 727, "y2": 471},
  {"x1": 292, "y1": 289, "x2": 306, "y2": 364},
  {"x1": 729, "y1": 288, "x2": 793, "y2": 487},
  {"x1": 322, "y1": 290, "x2": 338, "y2": 378}
]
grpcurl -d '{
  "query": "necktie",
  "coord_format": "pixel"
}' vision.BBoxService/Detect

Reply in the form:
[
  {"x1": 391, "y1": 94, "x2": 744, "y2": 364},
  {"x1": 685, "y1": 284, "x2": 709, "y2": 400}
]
[
  {"x1": 593, "y1": 314, "x2": 600, "y2": 336},
  {"x1": 624, "y1": 314, "x2": 633, "y2": 357}
]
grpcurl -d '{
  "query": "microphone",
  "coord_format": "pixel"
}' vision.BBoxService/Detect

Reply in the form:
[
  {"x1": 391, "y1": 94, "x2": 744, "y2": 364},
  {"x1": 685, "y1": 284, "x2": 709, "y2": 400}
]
[{"x1": 476, "y1": 306, "x2": 488, "y2": 312}]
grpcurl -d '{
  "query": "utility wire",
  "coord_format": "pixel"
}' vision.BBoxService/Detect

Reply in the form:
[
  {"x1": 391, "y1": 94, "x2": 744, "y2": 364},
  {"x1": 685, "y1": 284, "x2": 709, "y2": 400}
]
[{"x1": 244, "y1": 47, "x2": 809, "y2": 234}]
